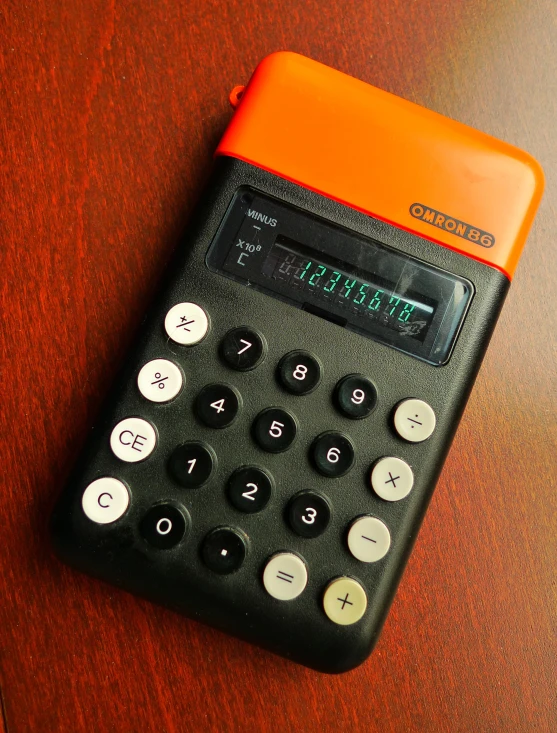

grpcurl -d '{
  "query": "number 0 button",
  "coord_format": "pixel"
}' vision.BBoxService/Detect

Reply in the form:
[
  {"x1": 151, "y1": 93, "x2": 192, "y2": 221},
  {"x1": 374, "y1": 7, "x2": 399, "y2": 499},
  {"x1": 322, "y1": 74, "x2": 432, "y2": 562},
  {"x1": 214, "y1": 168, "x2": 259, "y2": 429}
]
[
  {"x1": 140, "y1": 504, "x2": 188, "y2": 549},
  {"x1": 220, "y1": 326, "x2": 266, "y2": 371},
  {"x1": 228, "y1": 466, "x2": 273, "y2": 513},
  {"x1": 311, "y1": 432, "x2": 355, "y2": 477},
  {"x1": 288, "y1": 492, "x2": 331, "y2": 538},
  {"x1": 195, "y1": 384, "x2": 241, "y2": 429},
  {"x1": 252, "y1": 408, "x2": 297, "y2": 453},
  {"x1": 168, "y1": 442, "x2": 215, "y2": 488},
  {"x1": 277, "y1": 350, "x2": 322, "y2": 395}
]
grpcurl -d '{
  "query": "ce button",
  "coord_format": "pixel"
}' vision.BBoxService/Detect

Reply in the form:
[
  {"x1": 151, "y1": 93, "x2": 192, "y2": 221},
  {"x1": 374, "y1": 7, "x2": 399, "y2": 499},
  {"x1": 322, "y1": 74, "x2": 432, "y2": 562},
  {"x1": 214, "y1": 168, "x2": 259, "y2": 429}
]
[{"x1": 82, "y1": 477, "x2": 130, "y2": 524}]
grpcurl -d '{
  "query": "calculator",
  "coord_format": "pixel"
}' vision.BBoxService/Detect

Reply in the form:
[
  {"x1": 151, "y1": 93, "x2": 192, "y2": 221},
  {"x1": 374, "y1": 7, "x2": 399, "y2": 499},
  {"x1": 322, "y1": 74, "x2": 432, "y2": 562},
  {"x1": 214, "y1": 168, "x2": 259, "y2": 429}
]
[{"x1": 51, "y1": 52, "x2": 544, "y2": 673}]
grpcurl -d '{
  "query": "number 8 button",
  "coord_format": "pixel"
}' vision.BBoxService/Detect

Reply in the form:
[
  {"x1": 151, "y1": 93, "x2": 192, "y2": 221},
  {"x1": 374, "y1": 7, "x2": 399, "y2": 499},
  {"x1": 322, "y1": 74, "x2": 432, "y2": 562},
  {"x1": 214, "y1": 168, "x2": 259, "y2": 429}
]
[{"x1": 278, "y1": 351, "x2": 322, "y2": 395}]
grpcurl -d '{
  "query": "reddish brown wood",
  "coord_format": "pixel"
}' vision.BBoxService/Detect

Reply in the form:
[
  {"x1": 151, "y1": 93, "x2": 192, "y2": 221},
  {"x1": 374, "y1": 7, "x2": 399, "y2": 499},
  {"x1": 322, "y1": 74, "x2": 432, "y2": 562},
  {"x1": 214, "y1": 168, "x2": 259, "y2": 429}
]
[{"x1": 1, "y1": 1, "x2": 556, "y2": 731}]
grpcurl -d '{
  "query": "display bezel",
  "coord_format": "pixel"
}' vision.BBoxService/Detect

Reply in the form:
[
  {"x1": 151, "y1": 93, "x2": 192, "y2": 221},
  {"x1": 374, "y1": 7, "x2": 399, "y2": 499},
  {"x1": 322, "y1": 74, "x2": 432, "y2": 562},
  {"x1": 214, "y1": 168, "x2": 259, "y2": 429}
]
[{"x1": 206, "y1": 188, "x2": 474, "y2": 365}]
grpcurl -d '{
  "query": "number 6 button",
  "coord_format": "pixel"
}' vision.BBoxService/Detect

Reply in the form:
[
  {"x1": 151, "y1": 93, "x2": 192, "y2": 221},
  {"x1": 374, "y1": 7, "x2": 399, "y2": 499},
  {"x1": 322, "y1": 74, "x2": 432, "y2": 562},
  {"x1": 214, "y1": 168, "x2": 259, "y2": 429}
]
[
  {"x1": 252, "y1": 408, "x2": 297, "y2": 453},
  {"x1": 311, "y1": 432, "x2": 355, "y2": 477}
]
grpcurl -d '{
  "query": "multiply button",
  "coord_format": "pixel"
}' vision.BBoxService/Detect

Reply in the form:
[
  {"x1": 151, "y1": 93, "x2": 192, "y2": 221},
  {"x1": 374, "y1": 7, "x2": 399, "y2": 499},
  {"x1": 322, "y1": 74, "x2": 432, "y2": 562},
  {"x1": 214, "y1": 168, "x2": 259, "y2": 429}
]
[
  {"x1": 137, "y1": 358, "x2": 183, "y2": 403},
  {"x1": 201, "y1": 527, "x2": 247, "y2": 574},
  {"x1": 82, "y1": 477, "x2": 130, "y2": 524},
  {"x1": 347, "y1": 516, "x2": 391, "y2": 562},
  {"x1": 168, "y1": 442, "x2": 215, "y2": 488},
  {"x1": 370, "y1": 456, "x2": 414, "y2": 501},
  {"x1": 263, "y1": 553, "x2": 308, "y2": 601},
  {"x1": 220, "y1": 326, "x2": 266, "y2": 371},
  {"x1": 140, "y1": 504, "x2": 188, "y2": 549},
  {"x1": 110, "y1": 417, "x2": 157, "y2": 463},
  {"x1": 393, "y1": 398, "x2": 436, "y2": 442},
  {"x1": 323, "y1": 577, "x2": 367, "y2": 625},
  {"x1": 164, "y1": 302, "x2": 209, "y2": 346}
]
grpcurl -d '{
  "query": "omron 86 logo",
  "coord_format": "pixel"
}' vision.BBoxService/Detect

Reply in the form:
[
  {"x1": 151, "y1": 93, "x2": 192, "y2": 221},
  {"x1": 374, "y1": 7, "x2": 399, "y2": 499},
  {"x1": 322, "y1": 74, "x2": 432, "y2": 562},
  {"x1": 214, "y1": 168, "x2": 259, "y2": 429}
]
[{"x1": 410, "y1": 203, "x2": 495, "y2": 248}]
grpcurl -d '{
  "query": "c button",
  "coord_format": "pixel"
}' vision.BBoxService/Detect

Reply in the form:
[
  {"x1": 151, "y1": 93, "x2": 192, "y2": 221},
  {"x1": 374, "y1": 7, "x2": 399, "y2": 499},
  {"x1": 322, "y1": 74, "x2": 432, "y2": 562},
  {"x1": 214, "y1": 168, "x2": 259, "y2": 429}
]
[{"x1": 82, "y1": 477, "x2": 130, "y2": 524}]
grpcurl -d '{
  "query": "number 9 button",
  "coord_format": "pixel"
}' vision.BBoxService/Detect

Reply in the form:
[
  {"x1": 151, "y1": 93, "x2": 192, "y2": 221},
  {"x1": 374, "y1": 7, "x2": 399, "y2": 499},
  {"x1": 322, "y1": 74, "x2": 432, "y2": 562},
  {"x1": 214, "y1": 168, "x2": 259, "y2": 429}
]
[{"x1": 335, "y1": 374, "x2": 377, "y2": 419}]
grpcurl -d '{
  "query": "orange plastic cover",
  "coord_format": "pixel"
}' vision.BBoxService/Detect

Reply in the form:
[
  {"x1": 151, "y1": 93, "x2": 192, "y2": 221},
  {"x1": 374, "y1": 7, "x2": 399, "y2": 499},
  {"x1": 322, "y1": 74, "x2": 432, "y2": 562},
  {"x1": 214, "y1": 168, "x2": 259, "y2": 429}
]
[{"x1": 216, "y1": 52, "x2": 544, "y2": 279}]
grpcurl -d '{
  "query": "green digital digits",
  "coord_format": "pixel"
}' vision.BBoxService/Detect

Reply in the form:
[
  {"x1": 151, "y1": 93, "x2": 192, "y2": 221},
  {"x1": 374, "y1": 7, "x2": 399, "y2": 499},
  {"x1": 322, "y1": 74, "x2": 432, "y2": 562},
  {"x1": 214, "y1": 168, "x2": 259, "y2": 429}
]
[
  {"x1": 308, "y1": 264, "x2": 327, "y2": 287},
  {"x1": 398, "y1": 302, "x2": 416, "y2": 322},
  {"x1": 343, "y1": 278, "x2": 357, "y2": 298},
  {"x1": 323, "y1": 270, "x2": 342, "y2": 293},
  {"x1": 388, "y1": 296, "x2": 400, "y2": 316},
  {"x1": 299, "y1": 261, "x2": 312, "y2": 280},
  {"x1": 368, "y1": 289, "x2": 384, "y2": 311},
  {"x1": 353, "y1": 282, "x2": 369, "y2": 305}
]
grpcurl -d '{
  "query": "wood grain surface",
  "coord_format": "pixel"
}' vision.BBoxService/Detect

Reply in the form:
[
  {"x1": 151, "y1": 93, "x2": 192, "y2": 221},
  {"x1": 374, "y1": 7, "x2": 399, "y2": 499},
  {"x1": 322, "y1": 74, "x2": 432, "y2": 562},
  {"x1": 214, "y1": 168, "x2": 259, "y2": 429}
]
[{"x1": 1, "y1": 1, "x2": 556, "y2": 731}]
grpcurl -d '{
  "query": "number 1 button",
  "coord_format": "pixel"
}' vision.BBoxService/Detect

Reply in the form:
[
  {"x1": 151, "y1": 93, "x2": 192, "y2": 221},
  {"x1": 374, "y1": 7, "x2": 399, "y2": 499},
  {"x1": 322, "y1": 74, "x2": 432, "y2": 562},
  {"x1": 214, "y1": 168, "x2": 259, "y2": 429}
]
[
  {"x1": 220, "y1": 326, "x2": 266, "y2": 371},
  {"x1": 252, "y1": 408, "x2": 297, "y2": 453},
  {"x1": 168, "y1": 442, "x2": 215, "y2": 488},
  {"x1": 195, "y1": 384, "x2": 241, "y2": 429}
]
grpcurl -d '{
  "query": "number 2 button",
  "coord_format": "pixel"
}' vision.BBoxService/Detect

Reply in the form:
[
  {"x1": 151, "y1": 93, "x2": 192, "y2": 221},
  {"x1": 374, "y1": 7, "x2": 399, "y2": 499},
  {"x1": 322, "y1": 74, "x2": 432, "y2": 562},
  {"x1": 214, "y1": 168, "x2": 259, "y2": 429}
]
[
  {"x1": 194, "y1": 384, "x2": 241, "y2": 429},
  {"x1": 252, "y1": 408, "x2": 298, "y2": 453},
  {"x1": 228, "y1": 466, "x2": 274, "y2": 513}
]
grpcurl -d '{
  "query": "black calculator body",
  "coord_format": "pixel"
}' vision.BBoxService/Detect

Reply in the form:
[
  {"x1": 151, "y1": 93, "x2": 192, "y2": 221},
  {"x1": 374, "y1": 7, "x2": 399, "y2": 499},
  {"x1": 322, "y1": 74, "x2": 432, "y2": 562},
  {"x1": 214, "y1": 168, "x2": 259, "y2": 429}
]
[{"x1": 51, "y1": 53, "x2": 543, "y2": 673}]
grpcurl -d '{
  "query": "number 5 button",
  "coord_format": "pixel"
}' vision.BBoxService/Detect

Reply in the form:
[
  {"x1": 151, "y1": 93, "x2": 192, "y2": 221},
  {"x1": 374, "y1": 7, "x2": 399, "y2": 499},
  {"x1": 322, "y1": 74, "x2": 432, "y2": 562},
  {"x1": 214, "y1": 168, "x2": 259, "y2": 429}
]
[{"x1": 252, "y1": 408, "x2": 297, "y2": 453}]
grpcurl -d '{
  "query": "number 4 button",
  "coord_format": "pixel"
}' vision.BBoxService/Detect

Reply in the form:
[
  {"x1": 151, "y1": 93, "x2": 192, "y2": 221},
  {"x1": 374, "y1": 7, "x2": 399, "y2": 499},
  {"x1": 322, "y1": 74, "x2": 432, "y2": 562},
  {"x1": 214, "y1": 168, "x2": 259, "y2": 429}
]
[{"x1": 195, "y1": 384, "x2": 241, "y2": 428}]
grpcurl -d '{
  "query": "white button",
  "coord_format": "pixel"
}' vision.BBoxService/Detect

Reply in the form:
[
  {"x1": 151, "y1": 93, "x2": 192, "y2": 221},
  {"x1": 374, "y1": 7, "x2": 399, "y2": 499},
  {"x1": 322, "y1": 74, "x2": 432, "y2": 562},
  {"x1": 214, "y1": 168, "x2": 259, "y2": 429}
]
[
  {"x1": 82, "y1": 477, "x2": 130, "y2": 524},
  {"x1": 323, "y1": 577, "x2": 367, "y2": 625},
  {"x1": 137, "y1": 359, "x2": 183, "y2": 403},
  {"x1": 347, "y1": 516, "x2": 391, "y2": 562},
  {"x1": 263, "y1": 553, "x2": 308, "y2": 601},
  {"x1": 164, "y1": 302, "x2": 209, "y2": 346},
  {"x1": 371, "y1": 456, "x2": 414, "y2": 501},
  {"x1": 393, "y1": 398, "x2": 436, "y2": 442},
  {"x1": 110, "y1": 417, "x2": 157, "y2": 463}
]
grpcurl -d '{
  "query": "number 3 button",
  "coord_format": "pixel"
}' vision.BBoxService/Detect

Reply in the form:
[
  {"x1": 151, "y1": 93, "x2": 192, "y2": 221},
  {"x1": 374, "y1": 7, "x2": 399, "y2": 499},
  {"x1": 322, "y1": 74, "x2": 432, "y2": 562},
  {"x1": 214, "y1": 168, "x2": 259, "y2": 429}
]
[
  {"x1": 252, "y1": 408, "x2": 297, "y2": 453},
  {"x1": 194, "y1": 384, "x2": 241, "y2": 429},
  {"x1": 288, "y1": 492, "x2": 331, "y2": 538}
]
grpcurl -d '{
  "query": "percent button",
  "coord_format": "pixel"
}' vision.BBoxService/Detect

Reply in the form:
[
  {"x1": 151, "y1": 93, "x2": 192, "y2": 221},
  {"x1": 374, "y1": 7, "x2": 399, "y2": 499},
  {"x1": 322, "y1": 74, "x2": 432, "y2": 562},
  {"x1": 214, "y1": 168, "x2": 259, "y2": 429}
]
[{"x1": 137, "y1": 358, "x2": 184, "y2": 403}]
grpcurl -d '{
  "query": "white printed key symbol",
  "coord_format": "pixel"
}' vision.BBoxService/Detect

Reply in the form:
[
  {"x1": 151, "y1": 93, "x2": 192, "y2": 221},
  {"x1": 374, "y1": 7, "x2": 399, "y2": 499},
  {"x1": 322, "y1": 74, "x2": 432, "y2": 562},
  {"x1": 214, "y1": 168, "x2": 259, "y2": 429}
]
[
  {"x1": 237, "y1": 339, "x2": 252, "y2": 354},
  {"x1": 164, "y1": 303, "x2": 209, "y2": 345}
]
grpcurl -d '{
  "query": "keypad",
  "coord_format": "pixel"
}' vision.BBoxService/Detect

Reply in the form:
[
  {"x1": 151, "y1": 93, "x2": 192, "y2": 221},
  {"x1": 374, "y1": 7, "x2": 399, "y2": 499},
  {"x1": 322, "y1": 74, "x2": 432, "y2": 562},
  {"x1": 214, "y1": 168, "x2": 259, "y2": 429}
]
[
  {"x1": 220, "y1": 326, "x2": 266, "y2": 371},
  {"x1": 140, "y1": 504, "x2": 188, "y2": 549},
  {"x1": 311, "y1": 432, "x2": 355, "y2": 477},
  {"x1": 335, "y1": 374, "x2": 377, "y2": 419},
  {"x1": 227, "y1": 466, "x2": 273, "y2": 513},
  {"x1": 277, "y1": 350, "x2": 322, "y2": 395},
  {"x1": 195, "y1": 383, "x2": 241, "y2": 429},
  {"x1": 288, "y1": 492, "x2": 331, "y2": 538},
  {"x1": 168, "y1": 442, "x2": 215, "y2": 488},
  {"x1": 201, "y1": 527, "x2": 247, "y2": 574},
  {"x1": 252, "y1": 407, "x2": 298, "y2": 453},
  {"x1": 84, "y1": 302, "x2": 436, "y2": 628}
]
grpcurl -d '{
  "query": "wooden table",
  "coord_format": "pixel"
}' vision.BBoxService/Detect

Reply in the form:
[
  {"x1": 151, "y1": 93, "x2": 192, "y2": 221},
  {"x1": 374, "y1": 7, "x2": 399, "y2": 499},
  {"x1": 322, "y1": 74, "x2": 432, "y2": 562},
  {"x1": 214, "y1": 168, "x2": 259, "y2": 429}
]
[{"x1": 1, "y1": 2, "x2": 556, "y2": 731}]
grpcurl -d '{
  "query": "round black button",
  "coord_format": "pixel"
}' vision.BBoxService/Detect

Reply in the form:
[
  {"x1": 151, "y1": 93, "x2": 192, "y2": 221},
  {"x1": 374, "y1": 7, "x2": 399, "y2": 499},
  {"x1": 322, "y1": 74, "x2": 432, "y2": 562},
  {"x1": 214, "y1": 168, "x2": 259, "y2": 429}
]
[
  {"x1": 277, "y1": 350, "x2": 322, "y2": 395},
  {"x1": 288, "y1": 492, "x2": 331, "y2": 538},
  {"x1": 220, "y1": 326, "x2": 266, "y2": 371},
  {"x1": 140, "y1": 503, "x2": 188, "y2": 549},
  {"x1": 252, "y1": 407, "x2": 297, "y2": 453},
  {"x1": 168, "y1": 441, "x2": 215, "y2": 488},
  {"x1": 228, "y1": 466, "x2": 273, "y2": 513},
  {"x1": 335, "y1": 374, "x2": 377, "y2": 419},
  {"x1": 194, "y1": 383, "x2": 241, "y2": 429},
  {"x1": 201, "y1": 527, "x2": 247, "y2": 574},
  {"x1": 311, "y1": 432, "x2": 355, "y2": 477}
]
